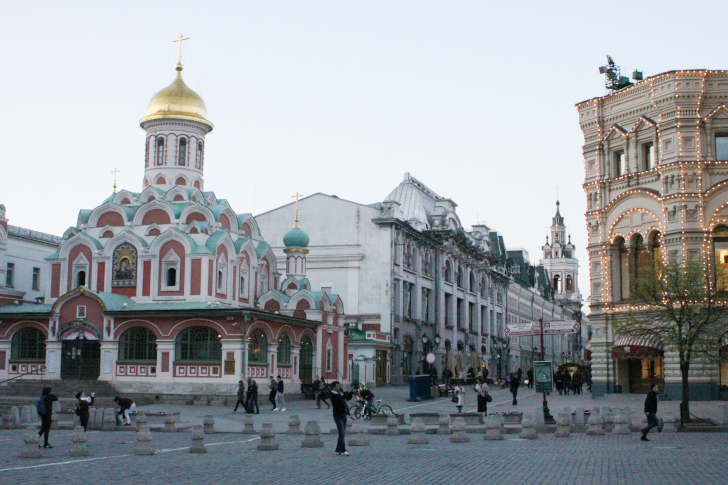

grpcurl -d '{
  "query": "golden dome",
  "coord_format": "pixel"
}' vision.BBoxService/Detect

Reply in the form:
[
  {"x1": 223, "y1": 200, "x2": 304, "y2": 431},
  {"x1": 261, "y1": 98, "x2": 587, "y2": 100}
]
[{"x1": 140, "y1": 63, "x2": 213, "y2": 129}]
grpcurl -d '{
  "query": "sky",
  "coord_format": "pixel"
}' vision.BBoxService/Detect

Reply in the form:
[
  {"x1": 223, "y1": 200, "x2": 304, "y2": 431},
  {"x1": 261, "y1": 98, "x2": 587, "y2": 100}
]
[{"x1": 2, "y1": 1, "x2": 727, "y2": 304}]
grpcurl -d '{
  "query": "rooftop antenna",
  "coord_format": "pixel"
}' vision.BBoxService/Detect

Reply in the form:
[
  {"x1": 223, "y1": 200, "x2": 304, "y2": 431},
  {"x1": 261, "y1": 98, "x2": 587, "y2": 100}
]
[{"x1": 598, "y1": 55, "x2": 639, "y2": 93}]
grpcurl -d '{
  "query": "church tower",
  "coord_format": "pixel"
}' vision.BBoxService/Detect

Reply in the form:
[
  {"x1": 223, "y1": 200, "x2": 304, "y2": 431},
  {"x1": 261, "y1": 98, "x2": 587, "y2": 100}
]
[
  {"x1": 139, "y1": 36, "x2": 213, "y2": 191},
  {"x1": 540, "y1": 201, "x2": 580, "y2": 304},
  {"x1": 280, "y1": 195, "x2": 311, "y2": 293}
]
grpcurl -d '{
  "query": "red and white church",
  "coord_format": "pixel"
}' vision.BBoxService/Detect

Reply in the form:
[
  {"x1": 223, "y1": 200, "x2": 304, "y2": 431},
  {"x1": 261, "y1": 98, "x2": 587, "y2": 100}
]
[{"x1": 0, "y1": 54, "x2": 347, "y2": 397}]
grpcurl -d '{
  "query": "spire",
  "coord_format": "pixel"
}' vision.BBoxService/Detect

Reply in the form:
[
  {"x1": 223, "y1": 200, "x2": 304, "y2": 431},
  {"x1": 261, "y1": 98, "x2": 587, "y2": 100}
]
[
  {"x1": 292, "y1": 192, "x2": 303, "y2": 228},
  {"x1": 552, "y1": 200, "x2": 565, "y2": 227}
]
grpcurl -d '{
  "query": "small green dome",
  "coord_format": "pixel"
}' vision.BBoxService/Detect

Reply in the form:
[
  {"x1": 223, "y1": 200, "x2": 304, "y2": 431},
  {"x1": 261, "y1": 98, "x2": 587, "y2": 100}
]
[{"x1": 283, "y1": 227, "x2": 310, "y2": 248}]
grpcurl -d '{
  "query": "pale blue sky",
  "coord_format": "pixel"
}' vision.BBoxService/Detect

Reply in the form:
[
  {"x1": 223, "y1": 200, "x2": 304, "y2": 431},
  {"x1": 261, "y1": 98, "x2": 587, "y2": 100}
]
[{"x1": 2, "y1": 1, "x2": 726, "y2": 302}]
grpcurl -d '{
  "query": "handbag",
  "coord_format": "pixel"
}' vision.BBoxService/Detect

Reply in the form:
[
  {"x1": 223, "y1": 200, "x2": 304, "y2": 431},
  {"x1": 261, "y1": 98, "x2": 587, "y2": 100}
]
[
  {"x1": 451, "y1": 395, "x2": 459, "y2": 403},
  {"x1": 485, "y1": 393, "x2": 493, "y2": 403}
]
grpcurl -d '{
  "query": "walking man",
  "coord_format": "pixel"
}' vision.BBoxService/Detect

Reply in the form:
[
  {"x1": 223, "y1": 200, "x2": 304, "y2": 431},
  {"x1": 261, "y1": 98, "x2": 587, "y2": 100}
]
[
  {"x1": 233, "y1": 380, "x2": 247, "y2": 413},
  {"x1": 268, "y1": 376, "x2": 278, "y2": 410},
  {"x1": 640, "y1": 383, "x2": 659, "y2": 441},
  {"x1": 37, "y1": 387, "x2": 58, "y2": 448},
  {"x1": 510, "y1": 373, "x2": 521, "y2": 405},
  {"x1": 275, "y1": 375, "x2": 286, "y2": 412},
  {"x1": 527, "y1": 368, "x2": 534, "y2": 389},
  {"x1": 330, "y1": 381, "x2": 354, "y2": 456}
]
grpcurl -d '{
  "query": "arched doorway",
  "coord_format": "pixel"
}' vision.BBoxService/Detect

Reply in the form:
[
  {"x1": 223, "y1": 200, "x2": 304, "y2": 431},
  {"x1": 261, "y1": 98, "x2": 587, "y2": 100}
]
[
  {"x1": 299, "y1": 336, "x2": 313, "y2": 383},
  {"x1": 60, "y1": 321, "x2": 101, "y2": 380}
]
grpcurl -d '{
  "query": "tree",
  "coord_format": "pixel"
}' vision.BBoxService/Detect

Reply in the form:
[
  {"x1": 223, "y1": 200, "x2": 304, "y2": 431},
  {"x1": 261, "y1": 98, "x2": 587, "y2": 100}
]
[{"x1": 613, "y1": 258, "x2": 728, "y2": 423}]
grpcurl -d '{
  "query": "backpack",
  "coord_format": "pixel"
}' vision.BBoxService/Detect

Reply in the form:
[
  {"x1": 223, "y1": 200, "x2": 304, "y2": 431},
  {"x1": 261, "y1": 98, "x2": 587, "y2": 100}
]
[
  {"x1": 36, "y1": 396, "x2": 46, "y2": 416},
  {"x1": 75, "y1": 405, "x2": 82, "y2": 416}
]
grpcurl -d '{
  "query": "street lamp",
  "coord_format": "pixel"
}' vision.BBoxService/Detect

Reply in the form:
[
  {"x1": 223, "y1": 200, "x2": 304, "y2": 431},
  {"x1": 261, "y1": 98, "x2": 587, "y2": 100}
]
[{"x1": 421, "y1": 334, "x2": 430, "y2": 374}]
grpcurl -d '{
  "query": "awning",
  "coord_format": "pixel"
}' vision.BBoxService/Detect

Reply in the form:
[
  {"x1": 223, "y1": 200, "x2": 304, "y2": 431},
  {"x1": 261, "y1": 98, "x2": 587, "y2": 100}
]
[{"x1": 611, "y1": 335, "x2": 664, "y2": 359}]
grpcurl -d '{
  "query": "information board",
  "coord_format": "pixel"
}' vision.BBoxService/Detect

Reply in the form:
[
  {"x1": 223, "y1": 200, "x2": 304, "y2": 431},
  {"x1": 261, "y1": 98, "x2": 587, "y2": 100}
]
[{"x1": 534, "y1": 361, "x2": 553, "y2": 394}]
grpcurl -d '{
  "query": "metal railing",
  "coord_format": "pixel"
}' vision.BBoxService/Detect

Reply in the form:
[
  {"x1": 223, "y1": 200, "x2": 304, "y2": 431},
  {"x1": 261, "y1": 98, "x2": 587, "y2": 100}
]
[{"x1": 0, "y1": 365, "x2": 46, "y2": 386}]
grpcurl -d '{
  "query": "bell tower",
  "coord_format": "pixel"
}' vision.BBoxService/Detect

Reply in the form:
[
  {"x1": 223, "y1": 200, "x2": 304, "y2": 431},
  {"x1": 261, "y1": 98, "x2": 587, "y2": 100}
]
[{"x1": 540, "y1": 200, "x2": 580, "y2": 304}]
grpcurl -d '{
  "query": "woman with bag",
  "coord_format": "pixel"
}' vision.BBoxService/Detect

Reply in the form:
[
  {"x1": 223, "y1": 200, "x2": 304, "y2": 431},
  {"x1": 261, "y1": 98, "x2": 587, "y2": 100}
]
[
  {"x1": 453, "y1": 380, "x2": 465, "y2": 413},
  {"x1": 474, "y1": 377, "x2": 490, "y2": 416},
  {"x1": 75, "y1": 390, "x2": 95, "y2": 432}
]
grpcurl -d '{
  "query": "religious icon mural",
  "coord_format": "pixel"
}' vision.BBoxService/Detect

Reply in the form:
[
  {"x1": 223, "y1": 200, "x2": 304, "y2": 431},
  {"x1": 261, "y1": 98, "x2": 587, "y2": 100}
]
[{"x1": 112, "y1": 244, "x2": 137, "y2": 287}]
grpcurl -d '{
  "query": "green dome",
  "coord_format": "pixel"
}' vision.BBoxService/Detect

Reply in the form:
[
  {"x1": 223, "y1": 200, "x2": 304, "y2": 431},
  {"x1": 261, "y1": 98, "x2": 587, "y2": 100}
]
[{"x1": 283, "y1": 227, "x2": 310, "y2": 248}]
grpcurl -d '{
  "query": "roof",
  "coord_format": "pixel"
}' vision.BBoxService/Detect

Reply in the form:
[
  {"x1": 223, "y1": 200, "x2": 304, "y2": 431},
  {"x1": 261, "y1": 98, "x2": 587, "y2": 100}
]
[
  {"x1": 7, "y1": 225, "x2": 62, "y2": 246},
  {"x1": 383, "y1": 173, "x2": 444, "y2": 228},
  {"x1": 0, "y1": 303, "x2": 53, "y2": 316}
]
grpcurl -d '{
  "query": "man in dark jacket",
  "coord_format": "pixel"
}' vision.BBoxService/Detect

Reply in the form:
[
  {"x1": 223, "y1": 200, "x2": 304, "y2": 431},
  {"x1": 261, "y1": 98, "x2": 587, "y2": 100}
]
[
  {"x1": 233, "y1": 380, "x2": 247, "y2": 413},
  {"x1": 640, "y1": 384, "x2": 659, "y2": 441},
  {"x1": 37, "y1": 387, "x2": 58, "y2": 448},
  {"x1": 330, "y1": 381, "x2": 354, "y2": 456},
  {"x1": 443, "y1": 368, "x2": 453, "y2": 390},
  {"x1": 510, "y1": 374, "x2": 521, "y2": 405},
  {"x1": 527, "y1": 368, "x2": 534, "y2": 389}
]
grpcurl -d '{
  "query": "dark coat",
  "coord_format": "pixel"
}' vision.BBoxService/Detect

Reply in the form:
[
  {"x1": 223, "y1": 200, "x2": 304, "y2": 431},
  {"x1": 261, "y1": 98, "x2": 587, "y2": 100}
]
[
  {"x1": 510, "y1": 377, "x2": 521, "y2": 392},
  {"x1": 77, "y1": 396, "x2": 95, "y2": 419},
  {"x1": 117, "y1": 397, "x2": 134, "y2": 413},
  {"x1": 330, "y1": 390, "x2": 353, "y2": 417},
  {"x1": 40, "y1": 394, "x2": 58, "y2": 416},
  {"x1": 644, "y1": 390, "x2": 658, "y2": 414}
]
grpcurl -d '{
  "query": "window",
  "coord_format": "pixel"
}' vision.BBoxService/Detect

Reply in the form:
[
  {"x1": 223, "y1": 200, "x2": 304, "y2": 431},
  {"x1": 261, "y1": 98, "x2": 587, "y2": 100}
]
[
  {"x1": 175, "y1": 326, "x2": 221, "y2": 361},
  {"x1": 178, "y1": 137, "x2": 187, "y2": 166},
  {"x1": 457, "y1": 298, "x2": 464, "y2": 328},
  {"x1": 277, "y1": 333, "x2": 292, "y2": 365},
  {"x1": 11, "y1": 328, "x2": 45, "y2": 360},
  {"x1": 456, "y1": 267, "x2": 464, "y2": 288},
  {"x1": 613, "y1": 150, "x2": 626, "y2": 177},
  {"x1": 239, "y1": 273, "x2": 247, "y2": 299},
  {"x1": 196, "y1": 142, "x2": 203, "y2": 169},
  {"x1": 392, "y1": 281, "x2": 400, "y2": 320},
  {"x1": 6, "y1": 262, "x2": 14, "y2": 287},
  {"x1": 166, "y1": 268, "x2": 177, "y2": 287},
  {"x1": 714, "y1": 226, "x2": 728, "y2": 292},
  {"x1": 404, "y1": 282, "x2": 412, "y2": 318},
  {"x1": 326, "y1": 341, "x2": 333, "y2": 372},
  {"x1": 469, "y1": 273, "x2": 475, "y2": 293},
  {"x1": 422, "y1": 288, "x2": 430, "y2": 322},
  {"x1": 119, "y1": 327, "x2": 157, "y2": 361},
  {"x1": 161, "y1": 251, "x2": 180, "y2": 291},
  {"x1": 248, "y1": 329, "x2": 268, "y2": 363},
  {"x1": 642, "y1": 142, "x2": 655, "y2": 170},
  {"x1": 156, "y1": 137, "x2": 165, "y2": 165},
  {"x1": 444, "y1": 261, "x2": 452, "y2": 283},
  {"x1": 76, "y1": 271, "x2": 86, "y2": 287},
  {"x1": 32, "y1": 267, "x2": 40, "y2": 291},
  {"x1": 480, "y1": 278, "x2": 487, "y2": 298},
  {"x1": 444, "y1": 293, "x2": 452, "y2": 326}
]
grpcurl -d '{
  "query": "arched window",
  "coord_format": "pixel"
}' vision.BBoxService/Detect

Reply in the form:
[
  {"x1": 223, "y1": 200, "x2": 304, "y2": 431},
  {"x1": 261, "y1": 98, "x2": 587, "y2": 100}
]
[
  {"x1": 11, "y1": 328, "x2": 45, "y2": 360},
  {"x1": 196, "y1": 141, "x2": 203, "y2": 169},
  {"x1": 469, "y1": 272, "x2": 476, "y2": 293},
  {"x1": 249, "y1": 329, "x2": 268, "y2": 363},
  {"x1": 553, "y1": 274, "x2": 561, "y2": 293},
  {"x1": 178, "y1": 137, "x2": 187, "y2": 166},
  {"x1": 277, "y1": 333, "x2": 292, "y2": 365},
  {"x1": 456, "y1": 266, "x2": 464, "y2": 288},
  {"x1": 166, "y1": 267, "x2": 177, "y2": 287},
  {"x1": 480, "y1": 278, "x2": 487, "y2": 298},
  {"x1": 714, "y1": 226, "x2": 728, "y2": 293},
  {"x1": 156, "y1": 137, "x2": 165, "y2": 166},
  {"x1": 175, "y1": 327, "x2": 221, "y2": 361},
  {"x1": 119, "y1": 327, "x2": 157, "y2": 361},
  {"x1": 566, "y1": 275, "x2": 573, "y2": 292},
  {"x1": 445, "y1": 260, "x2": 452, "y2": 283},
  {"x1": 76, "y1": 270, "x2": 86, "y2": 287}
]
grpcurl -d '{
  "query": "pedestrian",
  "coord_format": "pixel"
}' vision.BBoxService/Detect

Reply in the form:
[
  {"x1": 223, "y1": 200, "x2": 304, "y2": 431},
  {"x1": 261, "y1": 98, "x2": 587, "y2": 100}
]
[
  {"x1": 329, "y1": 381, "x2": 354, "y2": 456},
  {"x1": 313, "y1": 375, "x2": 323, "y2": 409},
  {"x1": 573, "y1": 372, "x2": 583, "y2": 395},
  {"x1": 474, "y1": 377, "x2": 490, "y2": 416},
  {"x1": 443, "y1": 368, "x2": 453, "y2": 390},
  {"x1": 510, "y1": 373, "x2": 521, "y2": 405},
  {"x1": 247, "y1": 380, "x2": 259, "y2": 414},
  {"x1": 527, "y1": 368, "x2": 534, "y2": 389},
  {"x1": 555, "y1": 369, "x2": 563, "y2": 395},
  {"x1": 268, "y1": 376, "x2": 278, "y2": 410},
  {"x1": 75, "y1": 390, "x2": 95, "y2": 432},
  {"x1": 562, "y1": 370, "x2": 571, "y2": 395},
  {"x1": 640, "y1": 383, "x2": 660, "y2": 442},
  {"x1": 454, "y1": 380, "x2": 465, "y2": 413},
  {"x1": 114, "y1": 396, "x2": 136, "y2": 426},
  {"x1": 517, "y1": 367, "x2": 523, "y2": 381},
  {"x1": 233, "y1": 380, "x2": 247, "y2": 413},
  {"x1": 36, "y1": 387, "x2": 58, "y2": 448},
  {"x1": 275, "y1": 375, "x2": 286, "y2": 412}
]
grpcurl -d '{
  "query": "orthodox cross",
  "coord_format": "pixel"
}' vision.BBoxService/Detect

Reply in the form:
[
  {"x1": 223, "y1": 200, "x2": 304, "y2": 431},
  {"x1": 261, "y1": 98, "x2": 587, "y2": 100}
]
[
  {"x1": 111, "y1": 168, "x2": 120, "y2": 193},
  {"x1": 173, "y1": 34, "x2": 189, "y2": 63},
  {"x1": 292, "y1": 192, "x2": 303, "y2": 227}
]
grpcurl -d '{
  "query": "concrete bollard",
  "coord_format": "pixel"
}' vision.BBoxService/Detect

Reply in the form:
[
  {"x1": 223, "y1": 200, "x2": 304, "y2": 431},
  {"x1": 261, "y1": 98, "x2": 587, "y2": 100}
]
[
  {"x1": 69, "y1": 425, "x2": 90, "y2": 457},
  {"x1": 203, "y1": 415, "x2": 216, "y2": 434},
  {"x1": 301, "y1": 421, "x2": 324, "y2": 448},
  {"x1": 662, "y1": 414, "x2": 677, "y2": 433},
  {"x1": 286, "y1": 415, "x2": 303, "y2": 435},
  {"x1": 135, "y1": 426, "x2": 155, "y2": 455},
  {"x1": 437, "y1": 416, "x2": 452, "y2": 435},
  {"x1": 163, "y1": 414, "x2": 177, "y2": 433},
  {"x1": 50, "y1": 413, "x2": 59, "y2": 431},
  {"x1": 574, "y1": 408, "x2": 585, "y2": 427},
  {"x1": 348, "y1": 423, "x2": 370, "y2": 446},
  {"x1": 612, "y1": 413, "x2": 630, "y2": 434},
  {"x1": 103, "y1": 408, "x2": 117, "y2": 431},
  {"x1": 563, "y1": 407, "x2": 572, "y2": 426},
  {"x1": 484, "y1": 415, "x2": 504, "y2": 441},
  {"x1": 257, "y1": 423, "x2": 279, "y2": 451},
  {"x1": 450, "y1": 417, "x2": 470, "y2": 443},
  {"x1": 242, "y1": 414, "x2": 257, "y2": 434},
  {"x1": 20, "y1": 426, "x2": 41, "y2": 458},
  {"x1": 189, "y1": 425, "x2": 207, "y2": 453},
  {"x1": 520, "y1": 416, "x2": 538, "y2": 439},
  {"x1": 533, "y1": 407, "x2": 546, "y2": 427},
  {"x1": 20, "y1": 406, "x2": 33, "y2": 425},
  {"x1": 384, "y1": 415, "x2": 400, "y2": 436},
  {"x1": 2, "y1": 410, "x2": 15, "y2": 429},
  {"x1": 135, "y1": 411, "x2": 147, "y2": 428},
  {"x1": 407, "y1": 418, "x2": 428, "y2": 445},
  {"x1": 554, "y1": 413, "x2": 570, "y2": 438},
  {"x1": 11, "y1": 407, "x2": 21, "y2": 427},
  {"x1": 586, "y1": 412, "x2": 605, "y2": 436}
]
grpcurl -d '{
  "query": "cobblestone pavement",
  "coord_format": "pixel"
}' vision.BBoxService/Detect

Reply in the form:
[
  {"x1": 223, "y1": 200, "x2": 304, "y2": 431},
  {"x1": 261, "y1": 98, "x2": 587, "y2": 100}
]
[{"x1": 0, "y1": 426, "x2": 726, "y2": 485}]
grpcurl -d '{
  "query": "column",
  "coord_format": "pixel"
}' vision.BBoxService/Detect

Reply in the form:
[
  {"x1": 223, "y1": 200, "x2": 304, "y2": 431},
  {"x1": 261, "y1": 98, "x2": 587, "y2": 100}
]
[
  {"x1": 156, "y1": 340, "x2": 175, "y2": 383},
  {"x1": 268, "y1": 343, "x2": 278, "y2": 379}
]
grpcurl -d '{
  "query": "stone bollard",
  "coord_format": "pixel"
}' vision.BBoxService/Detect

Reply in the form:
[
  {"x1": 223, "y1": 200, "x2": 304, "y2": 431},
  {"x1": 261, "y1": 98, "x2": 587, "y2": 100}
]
[
  {"x1": 2, "y1": 410, "x2": 14, "y2": 429},
  {"x1": 384, "y1": 415, "x2": 400, "y2": 436},
  {"x1": 135, "y1": 411, "x2": 148, "y2": 428},
  {"x1": 50, "y1": 402, "x2": 61, "y2": 430},
  {"x1": 533, "y1": 407, "x2": 546, "y2": 427},
  {"x1": 20, "y1": 426, "x2": 41, "y2": 458},
  {"x1": 563, "y1": 407, "x2": 572, "y2": 426},
  {"x1": 103, "y1": 408, "x2": 117, "y2": 431},
  {"x1": 586, "y1": 412, "x2": 605, "y2": 436},
  {"x1": 574, "y1": 408, "x2": 585, "y2": 427},
  {"x1": 450, "y1": 417, "x2": 470, "y2": 443},
  {"x1": 11, "y1": 407, "x2": 21, "y2": 428},
  {"x1": 408, "y1": 418, "x2": 428, "y2": 445},
  {"x1": 257, "y1": 423, "x2": 279, "y2": 451},
  {"x1": 242, "y1": 414, "x2": 257, "y2": 434},
  {"x1": 301, "y1": 421, "x2": 324, "y2": 448},
  {"x1": 484, "y1": 415, "x2": 504, "y2": 441},
  {"x1": 612, "y1": 413, "x2": 630, "y2": 434},
  {"x1": 554, "y1": 413, "x2": 570, "y2": 438},
  {"x1": 189, "y1": 425, "x2": 207, "y2": 453},
  {"x1": 51, "y1": 413, "x2": 59, "y2": 431},
  {"x1": 286, "y1": 415, "x2": 303, "y2": 435},
  {"x1": 203, "y1": 415, "x2": 216, "y2": 434},
  {"x1": 520, "y1": 416, "x2": 538, "y2": 439},
  {"x1": 20, "y1": 406, "x2": 32, "y2": 425},
  {"x1": 437, "y1": 416, "x2": 452, "y2": 435},
  {"x1": 135, "y1": 426, "x2": 155, "y2": 455},
  {"x1": 69, "y1": 425, "x2": 90, "y2": 457},
  {"x1": 163, "y1": 414, "x2": 178, "y2": 432},
  {"x1": 662, "y1": 414, "x2": 677, "y2": 433},
  {"x1": 348, "y1": 423, "x2": 370, "y2": 446}
]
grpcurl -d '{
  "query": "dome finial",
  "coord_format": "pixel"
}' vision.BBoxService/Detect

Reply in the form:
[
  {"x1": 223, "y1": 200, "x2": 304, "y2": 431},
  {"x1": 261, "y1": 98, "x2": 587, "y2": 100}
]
[
  {"x1": 292, "y1": 192, "x2": 303, "y2": 228},
  {"x1": 173, "y1": 34, "x2": 189, "y2": 69}
]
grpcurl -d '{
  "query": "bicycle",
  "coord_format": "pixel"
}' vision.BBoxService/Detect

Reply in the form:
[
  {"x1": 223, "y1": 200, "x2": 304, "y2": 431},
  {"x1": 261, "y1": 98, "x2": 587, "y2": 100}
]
[{"x1": 350, "y1": 399, "x2": 393, "y2": 420}]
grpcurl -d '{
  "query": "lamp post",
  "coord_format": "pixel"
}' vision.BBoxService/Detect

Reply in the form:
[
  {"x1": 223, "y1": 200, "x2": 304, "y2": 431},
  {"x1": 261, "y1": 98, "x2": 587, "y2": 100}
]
[
  {"x1": 421, "y1": 334, "x2": 429, "y2": 374},
  {"x1": 538, "y1": 318, "x2": 555, "y2": 424}
]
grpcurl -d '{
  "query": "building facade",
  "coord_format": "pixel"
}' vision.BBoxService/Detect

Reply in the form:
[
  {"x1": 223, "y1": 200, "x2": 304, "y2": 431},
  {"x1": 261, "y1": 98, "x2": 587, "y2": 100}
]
[{"x1": 578, "y1": 69, "x2": 728, "y2": 399}]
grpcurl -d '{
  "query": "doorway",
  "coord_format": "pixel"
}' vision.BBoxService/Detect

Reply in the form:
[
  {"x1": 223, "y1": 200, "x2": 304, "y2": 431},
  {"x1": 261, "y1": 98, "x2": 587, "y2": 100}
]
[
  {"x1": 61, "y1": 339, "x2": 101, "y2": 380},
  {"x1": 627, "y1": 357, "x2": 664, "y2": 394},
  {"x1": 299, "y1": 336, "x2": 313, "y2": 383},
  {"x1": 376, "y1": 350, "x2": 387, "y2": 386}
]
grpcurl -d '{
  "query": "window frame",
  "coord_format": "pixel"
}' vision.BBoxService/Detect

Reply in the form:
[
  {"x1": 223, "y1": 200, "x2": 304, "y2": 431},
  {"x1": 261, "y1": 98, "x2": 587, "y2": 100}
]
[
  {"x1": 248, "y1": 329, "x2": 268, "y2": 364},
  {"x1": 118, "y1": 327, "x2": 157, "y2": 362},
  {"x1": 31, "y1": 267, "x2": 40, "y2": 291},
  {"x1": 178, "y1": 137, "x2": 187, "y2": 166},
  {"x1": 175, "y1": 326, "x2": 222, "y2": 362},
  {"x1": 6, "y1": 262, "x2": 14, "y2": 287},
  {"x1": 161, "y1": 250, "x2": 181, "y2": 292},
  {"x1": 277, "y1": 333, "x2": 292, "y2": 366},
  {"x1": 10, "y1": 327, "x2": 46, "y2": 360}
]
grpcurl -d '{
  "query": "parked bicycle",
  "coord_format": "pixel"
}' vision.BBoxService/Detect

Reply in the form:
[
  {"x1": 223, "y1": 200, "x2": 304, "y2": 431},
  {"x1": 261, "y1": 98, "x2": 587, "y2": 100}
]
[{"x1": 350, "y1": 398, "x2": 393, "y2": 420}]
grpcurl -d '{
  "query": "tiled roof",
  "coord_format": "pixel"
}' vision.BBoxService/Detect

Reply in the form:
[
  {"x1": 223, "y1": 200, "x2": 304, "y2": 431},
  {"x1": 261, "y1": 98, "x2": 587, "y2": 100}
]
[{"x1": 7, "y1": 226, "x2": 62, "y2": 246}]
